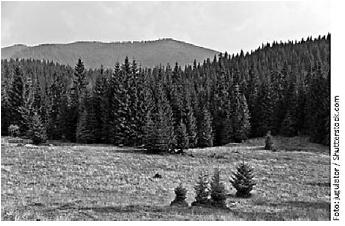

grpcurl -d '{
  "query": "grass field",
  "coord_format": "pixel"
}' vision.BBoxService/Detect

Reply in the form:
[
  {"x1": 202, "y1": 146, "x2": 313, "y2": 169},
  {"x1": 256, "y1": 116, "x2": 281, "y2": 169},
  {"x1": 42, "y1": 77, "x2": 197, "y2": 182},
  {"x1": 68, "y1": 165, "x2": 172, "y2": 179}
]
[{"x1": 1, "y1": 136, "x2": 330, "y2": 220}]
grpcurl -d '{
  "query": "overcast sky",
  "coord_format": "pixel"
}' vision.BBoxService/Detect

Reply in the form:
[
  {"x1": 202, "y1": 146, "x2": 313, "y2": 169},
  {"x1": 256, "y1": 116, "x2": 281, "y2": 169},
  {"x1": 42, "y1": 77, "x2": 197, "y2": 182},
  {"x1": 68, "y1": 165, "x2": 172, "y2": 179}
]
[{"x1": 1, "y1": 1, "x2": 330, "y2": 53}]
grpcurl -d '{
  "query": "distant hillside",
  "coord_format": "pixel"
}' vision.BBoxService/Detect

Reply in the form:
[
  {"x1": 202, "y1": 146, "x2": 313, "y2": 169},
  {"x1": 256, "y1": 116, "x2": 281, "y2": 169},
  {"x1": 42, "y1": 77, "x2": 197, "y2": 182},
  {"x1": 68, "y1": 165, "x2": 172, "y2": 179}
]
[{"x1": 1, "y1": 39, "x2": 219, "y2": 68}]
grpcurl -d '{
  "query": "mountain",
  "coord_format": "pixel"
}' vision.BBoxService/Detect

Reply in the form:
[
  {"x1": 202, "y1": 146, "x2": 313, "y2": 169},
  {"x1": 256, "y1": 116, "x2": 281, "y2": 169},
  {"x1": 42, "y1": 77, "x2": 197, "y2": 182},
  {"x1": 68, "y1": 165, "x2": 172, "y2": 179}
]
[{"x1": 1, "y1": 38, "x2": 219, "y2": 68}]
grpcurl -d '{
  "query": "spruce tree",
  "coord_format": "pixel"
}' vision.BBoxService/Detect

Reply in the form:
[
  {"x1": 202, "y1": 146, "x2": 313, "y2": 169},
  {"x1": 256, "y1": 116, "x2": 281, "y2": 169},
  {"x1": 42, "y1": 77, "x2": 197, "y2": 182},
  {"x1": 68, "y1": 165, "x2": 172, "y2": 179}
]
[
  {"x1": 143, "y1": 83, "x2": 176, "y2": 152},
  {"x1": 135, "y1": 69, "x2": 150, "y2": 145},
  {"x1": 19, "y1": 76, "x2": 37, "y2": 137},
  {"x1": 175, "y1": 119, "x2": 189, "y2": 153},
  {"x1": 170, "y1": 183, "x2": 189, "y2": 207},
  {"x1": 28, "y1": 112, "x2": 47, "y2": 145},
  {"x1": 280, "y1": 74, "x2": 299, "y2": 136},
  {"x1": 93, "y1": 68, "x2": 109, "y2": 143},
  {"x1": 1, "y1": 80, "x2": 11, "y2": 136},
  {"x1": 230, "y1": 84, "x2": 251, "y2": 142},
  {"x1": 210, "y1": 168, "x2": 227, "y2": 208},
  {"x1": 307, "y1": 63, "x2": 330, "y2": 144},
  {"x1": 183, "y1": 91, "x2": 198, "y2": 147},
  {"x1": 143, "y1": 110, "x2": 158, "y2": 152},
  {"x1": 108, "y1": 62, "x2": 123, "y2": 145},
  {"x1": 192, "y1": 172, "x2": 210, "y2": 206},
  {"x1": 47, "y1": 73, "x2": 65, "y2": 139},
  {"x1": 197, "y1": 106, "x2": 213, "y2": 147},
  {"x1": 230, "y1": 162, "x2": 256, "y2": 198},
  {"x1": 8, "y1": 65, "x2": 25, "y2": 134},
  {"x1": 253, "y1": 80, "x2": 274, "y2": 137},
  {"x1": 76, "y1": 90, "x2": 98, "y2": 143},
  {"x1": 70, "y1": 58, "x2": 88, "y2": 142},
  {"x1": 271, "y1": 68, "x2": 289, "y2": 134}
]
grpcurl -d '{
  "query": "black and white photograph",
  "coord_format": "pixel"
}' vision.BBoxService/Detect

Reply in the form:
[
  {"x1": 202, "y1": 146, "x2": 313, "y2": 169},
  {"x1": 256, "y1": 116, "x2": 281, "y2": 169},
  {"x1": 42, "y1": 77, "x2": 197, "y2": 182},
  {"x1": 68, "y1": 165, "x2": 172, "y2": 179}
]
[{"x1": 0, "y1": 0, "x2": 340, "y2": 222}]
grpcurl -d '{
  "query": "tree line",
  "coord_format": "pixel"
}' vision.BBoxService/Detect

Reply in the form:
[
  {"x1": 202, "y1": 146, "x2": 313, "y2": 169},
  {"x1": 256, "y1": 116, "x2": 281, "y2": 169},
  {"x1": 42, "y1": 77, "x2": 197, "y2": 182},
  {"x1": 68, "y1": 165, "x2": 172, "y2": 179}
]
[{"x1": 1, "y1": 34, "x2": 330, "y2": 149}]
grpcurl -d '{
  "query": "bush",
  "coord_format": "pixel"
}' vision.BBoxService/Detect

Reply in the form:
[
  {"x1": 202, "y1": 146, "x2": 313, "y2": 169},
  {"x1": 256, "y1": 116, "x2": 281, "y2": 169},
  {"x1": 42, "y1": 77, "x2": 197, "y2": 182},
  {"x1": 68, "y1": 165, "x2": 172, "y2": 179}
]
[
  {"x1": 8, "y1": 124, "x2": 20, "y2": 137},
  {"x1": 264, "y1": 130, "x2": 274, "y2": 150},
  {"x1": 170, "y1": 183, "x2": 188, "y2": 207},
  {"x1": 230, "y1": 162, "x2": 256, "y2": 198},
  {"x1": 28, "y1": 113, "x2": 47, "y2": 145},
  {"x1": 192, "y1": 172, "x2": 211, "y2": 206},
  {"x1": 210, "y1": 168, "x2": 227, "y2": 208}
]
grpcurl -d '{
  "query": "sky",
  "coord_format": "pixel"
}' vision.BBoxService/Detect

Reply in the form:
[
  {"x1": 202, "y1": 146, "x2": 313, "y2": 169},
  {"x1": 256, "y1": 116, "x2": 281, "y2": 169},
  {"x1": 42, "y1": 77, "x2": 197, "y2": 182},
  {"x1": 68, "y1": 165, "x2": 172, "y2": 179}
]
[{"x1": 1, "y1": 1, "x2": 330, "y2": 54}]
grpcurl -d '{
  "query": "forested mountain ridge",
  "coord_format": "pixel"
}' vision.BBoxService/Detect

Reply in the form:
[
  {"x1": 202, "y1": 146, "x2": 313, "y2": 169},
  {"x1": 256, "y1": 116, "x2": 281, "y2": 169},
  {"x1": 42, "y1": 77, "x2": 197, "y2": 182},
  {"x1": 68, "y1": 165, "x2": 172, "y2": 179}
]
[
  {"x1": 1, "y1": 38, "x2": 219, "y2": 69},
  {"x1": 1, "y1": 34, "x2": 330, "y2": 148}
]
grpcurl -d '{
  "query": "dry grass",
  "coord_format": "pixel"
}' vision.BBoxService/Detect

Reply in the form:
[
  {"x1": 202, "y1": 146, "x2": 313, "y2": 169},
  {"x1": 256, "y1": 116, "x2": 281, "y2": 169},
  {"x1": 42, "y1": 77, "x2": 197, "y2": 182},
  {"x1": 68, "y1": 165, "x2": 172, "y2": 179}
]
[{"x1": 1, "y1": 136, "x2": 330, "y2": 220}]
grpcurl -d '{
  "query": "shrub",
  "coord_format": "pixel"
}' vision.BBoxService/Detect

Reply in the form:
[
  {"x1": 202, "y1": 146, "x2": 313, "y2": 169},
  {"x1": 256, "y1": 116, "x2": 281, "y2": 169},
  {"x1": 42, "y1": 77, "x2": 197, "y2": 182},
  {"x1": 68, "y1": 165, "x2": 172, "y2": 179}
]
[
  {"x1": 264, "y1": 130, "x2": 274, "y2": 150},
  {"x1": 230, "y1": 162, "x2": 256, "y2": 198},
  {"x1": 210, "y1": 168, "x2": 227, "y2": 208},
  {"x1": 170, "y1": 183, "x2": 188, "y2": 207},
  {"x1": 192, "y1": 172, "x2": 210, "y2": 206},
  {"x1": 28, "y1": 113, "x2": 47, "y2": 145},
  {"x1": 8, "y1": 124, "x2": 20, "y2": 137}
]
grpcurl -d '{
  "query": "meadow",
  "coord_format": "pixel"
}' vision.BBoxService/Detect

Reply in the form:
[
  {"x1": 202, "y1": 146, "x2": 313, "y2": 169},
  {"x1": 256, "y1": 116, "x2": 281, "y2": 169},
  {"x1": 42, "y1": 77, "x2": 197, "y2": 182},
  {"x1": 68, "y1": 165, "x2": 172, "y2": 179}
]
[{"x1": 1, "y1": 136, "x2": 330, "y2": 220}]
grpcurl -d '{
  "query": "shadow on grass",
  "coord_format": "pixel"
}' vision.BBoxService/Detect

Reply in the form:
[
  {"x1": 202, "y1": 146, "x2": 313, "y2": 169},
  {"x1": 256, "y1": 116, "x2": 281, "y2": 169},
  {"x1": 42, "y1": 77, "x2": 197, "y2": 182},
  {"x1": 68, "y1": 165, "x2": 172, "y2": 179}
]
[
  {"x1": 306, "y1": 182, "x2": 331, "y2": 187},
  {"x1": 231, "y1": 210, "x2": 286, "y2": 221},
  {"x1": 78, "y1": 204, "x2": 231, "y2": 214},
  {"x1": 283, "y1": 201, "x2": 330, "y2": 210},
  {"x1": 242, "y1": 200, "x2": 331, "y2": 220},
  {"x1": 254, "y1": 200, "x2": 330, "y2": 210}
]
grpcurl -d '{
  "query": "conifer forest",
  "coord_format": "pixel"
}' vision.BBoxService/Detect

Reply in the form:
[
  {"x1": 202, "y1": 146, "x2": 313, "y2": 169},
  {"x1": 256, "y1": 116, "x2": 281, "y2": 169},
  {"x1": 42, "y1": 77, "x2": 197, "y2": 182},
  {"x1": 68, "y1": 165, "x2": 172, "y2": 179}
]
[{"x1": 1, "y1": 35, "x2": 330, "y2": 149}]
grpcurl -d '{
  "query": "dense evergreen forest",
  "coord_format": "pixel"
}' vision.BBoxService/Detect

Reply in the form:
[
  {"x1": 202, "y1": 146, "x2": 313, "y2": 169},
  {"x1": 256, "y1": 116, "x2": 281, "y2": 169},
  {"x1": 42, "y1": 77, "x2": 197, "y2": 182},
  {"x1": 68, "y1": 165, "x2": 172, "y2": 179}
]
[{"x1": 1, "y1": 34, "x2": 330, "y2": 150}]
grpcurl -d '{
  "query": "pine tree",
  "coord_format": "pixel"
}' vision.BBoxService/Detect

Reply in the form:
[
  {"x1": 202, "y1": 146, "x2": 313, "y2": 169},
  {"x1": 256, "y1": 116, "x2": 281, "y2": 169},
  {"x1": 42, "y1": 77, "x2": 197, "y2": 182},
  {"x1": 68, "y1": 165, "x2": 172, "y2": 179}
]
[
  {"x1": 175, "y1": 119, "x2": 189, "y2": 153},
  {"x1": 93, "y1": 67, "x2": 109, "y2": 143},
  {"x1": 170, "y1": 183, "x2": 189, "y2": 207},
  {"x1": 126, "y1": 59, "x2": 141, "y2": 145},
  {"x1": 110, "y1": 60, "x2": 133, "y2": 146},
  {"x1": 47, "y1": 73, "x2": 66, "y2": 139},
  {"x1": 253, "y1": 80, "x2": 274, "y2": 137},
  {"x1": 230, "y1": 84, "x2": 251, "y2": 142},
  {"x1": 210, "y1": 168, "x2": 227, "y2": 208},
  {"x1": 271, "y1": 67, "x2": 289, "y2": 134},
  {"x1": 19, "y1": 76, "x2": 37, "y2": 137},
  {"x1": 28, "y1": 112, "x2": 47, "y2": 145},
  {"x1": 192, "y1": 172, "x2": 210, "y2": 206},
  {"x1": 76, "y1": 90, "x2": 98, "y2": 143},
  {"x1": 8, "y1": 65, "x2": 25, "y2": 134},
  {"x1": 306, "y1": 63, "x2": 330, "y2": 144},
  {"x1": 280, "y1": 90, "x2": 298, "y2": 136},
  {"x1": 230, "y1": 162, "x2": 256, "y2": 197},
  {"x1": 183, "y1": 91, "x2": 198, "y2": 147},
  {"x1": 76, "y1": 108, "x2": 90, "y2": 143},
  {"x1": 143, "y1": 110, "x2": 158, "y2": 152},
  {"x1": 108, "y1": 62, "x2": 122, "y2": 144},
  {"x1": 73, "y1": 58, "x2": 88, "y2": 99},
  {"x1": 197, "y1": 106, "x2": 213, "y2": 147},
  {"x1": 170, "y1": 63, "x2": 184, "y2": 127},
  {"x1": 296, "y1": 82, "x2": 307, "y2": 135},
  {"x1": 135, "y1": 69, "x2": 151, "y2": 145},
  {"x1": 1, "y1": 78, "x2": 11, "y2": 136},
  {"x1": 143, "y1": 84, "x2": 176, "y2": 152},
  {"x1": 70, "y1": 58, "x2": 88, "y2": 142}
]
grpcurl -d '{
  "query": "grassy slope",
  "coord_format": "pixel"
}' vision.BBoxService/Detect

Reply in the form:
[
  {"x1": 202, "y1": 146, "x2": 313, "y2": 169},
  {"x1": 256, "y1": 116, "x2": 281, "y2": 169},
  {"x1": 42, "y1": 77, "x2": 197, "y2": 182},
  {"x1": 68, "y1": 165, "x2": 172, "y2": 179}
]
[{"x1": 1, "y1": 136, "x2": 330, "y2": 220}]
